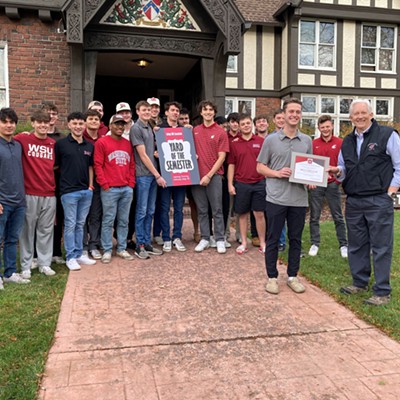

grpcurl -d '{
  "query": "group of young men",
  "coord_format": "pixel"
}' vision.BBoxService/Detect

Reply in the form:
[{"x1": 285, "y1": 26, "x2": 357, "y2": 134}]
[{"x1": 0, "y1": 97, "x2": 399, "y2": 306}]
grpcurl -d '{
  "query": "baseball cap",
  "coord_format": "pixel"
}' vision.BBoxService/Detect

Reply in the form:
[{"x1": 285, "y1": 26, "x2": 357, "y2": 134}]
[
  {"x1": 116, "y1": 102, "x2": 131, "y2": 113},
  {"x1": 110, "y1": 114, "x2": 126, "y2": 124},
  {"x1": 88, "y1": 100, "x2": 103, "y2": 110},
  {"x1": 147, "y1": 97, "x2": 160, "y2": 107}
]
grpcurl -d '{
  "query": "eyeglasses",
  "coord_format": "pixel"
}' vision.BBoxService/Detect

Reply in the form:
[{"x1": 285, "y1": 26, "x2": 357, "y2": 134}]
[{"x1": 49, "y1": 112, "x2": 58, "y2": 116}]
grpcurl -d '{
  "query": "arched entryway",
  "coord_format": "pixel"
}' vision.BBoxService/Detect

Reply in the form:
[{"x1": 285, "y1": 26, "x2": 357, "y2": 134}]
[
  {"x1": 64, "y1": 0, "x2": 244, "y2": 114},
  {"x1": 92, "y1": 52, "x2": 203, "y2": 121}
]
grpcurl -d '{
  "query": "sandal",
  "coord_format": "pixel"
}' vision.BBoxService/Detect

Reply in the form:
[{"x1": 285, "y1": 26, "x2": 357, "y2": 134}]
[
  {"x1": 258, "y1": 246, "x2": 266, "y2": 254},
  {"x1": 236, "y1": 244, "x2": 248, "y2": 255}
]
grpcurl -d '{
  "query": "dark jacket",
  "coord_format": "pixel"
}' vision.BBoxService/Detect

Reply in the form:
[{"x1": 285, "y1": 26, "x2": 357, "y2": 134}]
[{"x1": 342, "y1": 119, "x2": 394, "y2": 196}]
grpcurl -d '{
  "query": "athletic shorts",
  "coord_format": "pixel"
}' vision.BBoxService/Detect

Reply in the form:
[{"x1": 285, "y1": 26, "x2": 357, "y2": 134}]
[{"x1": 234, "y1": 180, "x2": 266, "y2": 214}]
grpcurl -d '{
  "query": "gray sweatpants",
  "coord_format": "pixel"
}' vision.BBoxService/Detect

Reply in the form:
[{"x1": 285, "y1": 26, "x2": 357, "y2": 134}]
[
  {"x1": 19, "y1": 195, "x2": 56, "y2": 272},
  {"x1": 192, "y1": 174, "x2": 225, "y2": 242}
]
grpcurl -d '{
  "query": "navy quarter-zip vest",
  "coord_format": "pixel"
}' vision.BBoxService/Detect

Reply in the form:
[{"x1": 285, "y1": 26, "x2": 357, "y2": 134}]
[{"x1": 341, "y1": 119, "x2": 394, "y2": 196}]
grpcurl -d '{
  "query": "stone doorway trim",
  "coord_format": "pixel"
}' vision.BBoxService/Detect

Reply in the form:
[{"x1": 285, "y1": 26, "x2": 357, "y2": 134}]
[{"x1": 65, "y1": 0, "x2": 244, "y2": 54}]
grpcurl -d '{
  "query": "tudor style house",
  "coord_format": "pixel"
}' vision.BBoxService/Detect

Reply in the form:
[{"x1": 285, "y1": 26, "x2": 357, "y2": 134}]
[{"x1": 0, "y1": 0, "x2": 399, "y2": 136}]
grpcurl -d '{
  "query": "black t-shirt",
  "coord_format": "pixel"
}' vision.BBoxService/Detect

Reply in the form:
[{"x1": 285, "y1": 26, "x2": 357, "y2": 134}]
[{"x1": 55, "y1": 134, "x2": 94, "y2": 195}]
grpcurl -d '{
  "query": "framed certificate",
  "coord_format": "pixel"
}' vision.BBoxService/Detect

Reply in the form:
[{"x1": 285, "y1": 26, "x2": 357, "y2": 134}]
[
  {"x1": 289, "y1": 152, "x2": 329, "y2": 187},
  {"x1": 155, "y1": 127, "x2": 200, "y2": 187}
]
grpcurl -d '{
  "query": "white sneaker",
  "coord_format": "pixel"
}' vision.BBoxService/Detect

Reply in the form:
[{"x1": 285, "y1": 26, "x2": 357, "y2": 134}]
[
  {"x1": 66, "y1": 258, "x2": 81, "y2": 271},
  {"x1": 3, "y1": 272, "x2": 30, "y2": 284},
  {"x1": 173, "y1": 238, "x2": 186, "y2": 252},
  {"x1": 76, "y1": 254, "x2": 96, "y2": 265},
  {"x1": 52, "y1": 256, "x2": 65, "y2": 265},
  {"x1": 308, "y1": 244, "x2": 319, "y2": 257},
  {"x1": 0, "y1": 277, "x2": 3, "y2": 290},
  {"x1": 340, "y1": 246, "x2": 348, "y2": 258},
  {"x1": 154, "y1": 236, "x2": 164, "y2": 245},
  {"x1": 39, "y1": 266, "x2": 56, "y2": 276},
  {"x1": 21, "y1": 270, "x2": 31, "y2": 279},
  {"x1": 209, "y1": 236, "x2": 217, "y2": 248},
  {"x1": 90, "y1": 249, "x2": 102, "y2": 260},
  {"x1": 116, "y1": 250, "x2": 134, "y2": 260},
  {"x1": 224, "y1": 239, "x2": 232, "y2": 248},
  {"x1": 101, "y1": 252, "x2": 112, "y2": 264},
  {"x1": 163, "y1": 241, "x2": 172, "y2": 252},
  {"x1": 195, "y1": 239, "x2": 210, "y2": 252},
  {"x1": 216, "y1": 240, "x2": 226, "y2": 254},
  {"x1": 31, "y1": 258, "x2": 38, "y2": 269}
]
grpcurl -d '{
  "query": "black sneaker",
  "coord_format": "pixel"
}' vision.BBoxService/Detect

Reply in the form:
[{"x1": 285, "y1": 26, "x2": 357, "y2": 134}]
[
  {"x1": 363, "y1": 295, "x2": 390, "y2": 306},
  {"x1": 135, "y1": 245, "x2": 150, "y2": 259},
  {"x1": 340, "y1": 285, "x2": 368, "y2": 295},
  {"x1": 144, "y1": 244, "x2": 163, "y2": 256},
  {"x1": 127, "y1": 240, "x2": 136, "y2": 250},
  {"x1": 278, "y1": 244, "x2": 286, "y2": 252}
]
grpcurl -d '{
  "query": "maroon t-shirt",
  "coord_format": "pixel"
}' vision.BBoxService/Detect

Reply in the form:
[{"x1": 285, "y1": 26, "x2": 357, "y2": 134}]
[
  {"x1": 313, "y1": 135, "x2": 343, "y2": 184},
  {"x1": 193, "y1": 122, "x2": 229, "y2": 178},
  {"x1": 14, "y1": 133, "x2": 56, "y2": 196},
  {"x1": 228, "y1": 134, "x2": 264, "y2": 184}
]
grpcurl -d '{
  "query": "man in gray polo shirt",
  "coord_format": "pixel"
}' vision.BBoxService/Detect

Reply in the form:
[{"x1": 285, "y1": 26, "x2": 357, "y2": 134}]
[
  {"x1": 257, "y1": 98, "x2": 312, "y2": 295},
  {"x1": 130, "y1": 100, "x2": 166, "y2": 259}
]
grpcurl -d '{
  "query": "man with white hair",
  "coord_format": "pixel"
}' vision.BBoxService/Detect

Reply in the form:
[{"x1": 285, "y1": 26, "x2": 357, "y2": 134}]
[{"x1": 329, "y1": 99, "x2": 400, "y2": 306}]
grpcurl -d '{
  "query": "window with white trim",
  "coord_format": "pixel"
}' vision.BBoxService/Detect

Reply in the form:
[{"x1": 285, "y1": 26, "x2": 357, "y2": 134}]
[
  {"x1": 0, "y1": 44, "x2": 8, "y2": 108},
  {"x1": 361, "y1": 24, "x2": 396, "y2": 73},
  {"x1": 226, "y1": 55, "x2": 238, "y2": 73},
  {"x1": 301, "y1": 95, "x2": 393, "y2": 137},
  {"x1": 299, "y1": 20, "x2": 336, "y2": 69},
  {"x1": 225, "y1": 97, "x2": 255, "y2": 119}
]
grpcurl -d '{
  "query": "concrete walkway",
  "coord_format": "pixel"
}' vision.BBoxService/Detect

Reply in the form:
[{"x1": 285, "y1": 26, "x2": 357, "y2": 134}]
[{"x1": 39, "y1": 222, "x2": 400, "y2": 400}]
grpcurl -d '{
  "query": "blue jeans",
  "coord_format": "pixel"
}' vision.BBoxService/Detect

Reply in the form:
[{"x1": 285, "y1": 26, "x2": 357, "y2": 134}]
[
  {"x1": 279, "y1": 224, "x2": 287, "y2": 246},
  {"x1": 152, "y1": 186, "x2": 162, "y2": 237},
  {"x1": 101, "y1": 186, "x2": 133, "y2": 253},
  {"x1": 310, "y1": 182, "x2": 347, "y2": 247},
  {"x1": 61, "y1": 189, "x2": 93, "y2": 260},
  {"x1": 160, "y1": 186, "x2": 186, "y2": 241},
  {"x1": 135, "y1": 176, "x2": 157, "y2": 245},
  {"x1": 0, "y1": 204, "x2": 26, "y2": 278}
]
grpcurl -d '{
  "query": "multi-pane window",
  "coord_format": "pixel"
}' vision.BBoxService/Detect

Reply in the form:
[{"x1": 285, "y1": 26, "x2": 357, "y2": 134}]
[
  {"x1": 301, "y1": 95, "x2": 392, "y2": 137},
  {"x1": 361, "y1": 24, "x2": 396, "y2": 72},
  {"x1": 225, "y1": 97, "x2": 255, "y2": 119},
  {"x1": 226, "y1": 55, "x2": 238, "y2": 73},
  {"x1": 299, "y1": 20, "x2": 336, "y2": 69},
  {"x1": 0, "y1": 44, "x2": 8, "y2": 108}
]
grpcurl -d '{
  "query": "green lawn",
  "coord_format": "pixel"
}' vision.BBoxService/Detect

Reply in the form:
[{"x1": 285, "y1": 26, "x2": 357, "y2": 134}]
[
  {"x1": 0, "y1": 265, "x2": 68, "y2": 400},
  {"x1": 299, "y1": 211, "x2": 400, "y2": 341}
]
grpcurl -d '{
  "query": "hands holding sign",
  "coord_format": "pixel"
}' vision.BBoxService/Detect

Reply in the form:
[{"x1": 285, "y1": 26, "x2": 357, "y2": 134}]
[{"x1": 155, "y1": 127, "x2": 200, "y2": 187}]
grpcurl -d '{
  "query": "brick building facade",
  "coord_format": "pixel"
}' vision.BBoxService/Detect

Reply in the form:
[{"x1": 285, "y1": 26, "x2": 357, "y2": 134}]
[{"x1": 0, "y1": 12, "x2": 70, "y2": 124}]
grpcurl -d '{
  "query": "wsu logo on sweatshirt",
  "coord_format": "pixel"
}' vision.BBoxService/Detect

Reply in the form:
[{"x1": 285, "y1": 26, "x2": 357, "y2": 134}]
[
  {"x1": 27, "y1": 144, "x2": 54, "y2": 160},
  {"x1": 108, "y1": 150, "x2": 130, "y2": 166}
]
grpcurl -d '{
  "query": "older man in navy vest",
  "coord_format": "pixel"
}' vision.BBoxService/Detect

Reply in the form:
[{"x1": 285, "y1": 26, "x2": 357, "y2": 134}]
[{"x1": 329, "y1": 99, "x2": 400, "y2": 306}]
